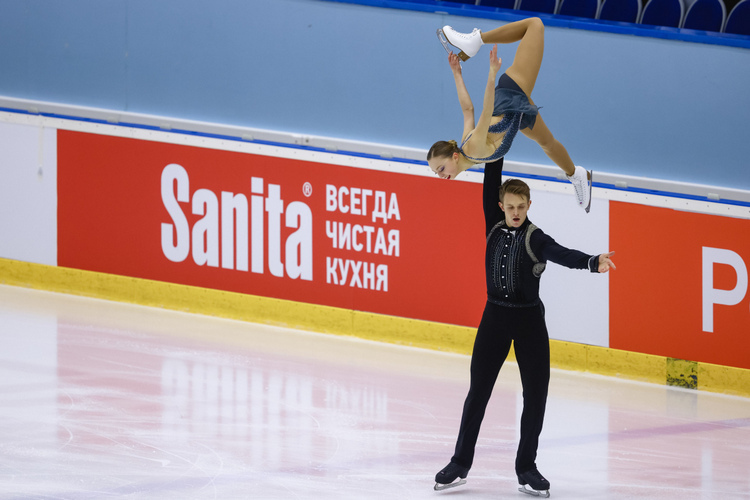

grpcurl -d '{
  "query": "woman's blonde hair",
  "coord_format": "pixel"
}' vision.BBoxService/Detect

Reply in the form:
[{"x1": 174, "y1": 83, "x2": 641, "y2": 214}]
[{"x1": 427, "y1": 140, "x2": 459, "y2": 161}]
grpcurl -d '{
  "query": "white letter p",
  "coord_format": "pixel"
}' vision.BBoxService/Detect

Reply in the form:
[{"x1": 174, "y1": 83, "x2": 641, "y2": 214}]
[{"x1": 702, "y1": 247, "x2": 747, "y2": 333}]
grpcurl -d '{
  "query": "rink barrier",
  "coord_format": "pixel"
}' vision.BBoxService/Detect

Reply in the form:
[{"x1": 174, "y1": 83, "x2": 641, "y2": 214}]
[{"x1": 2, "y1": 257, "x2": 749, "y2": 398}]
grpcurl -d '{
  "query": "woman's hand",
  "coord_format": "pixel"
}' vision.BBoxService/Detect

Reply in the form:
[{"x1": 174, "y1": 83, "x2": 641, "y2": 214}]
[
  {"x1": 598, "y1": 251, "x2": 616, "y2": 273},
  {"x1": 489, "y1": 44, "x2": 502, "y2": 75},
  {"x1": 448, "y1": 52, "x2": 462, "y2": 75}
]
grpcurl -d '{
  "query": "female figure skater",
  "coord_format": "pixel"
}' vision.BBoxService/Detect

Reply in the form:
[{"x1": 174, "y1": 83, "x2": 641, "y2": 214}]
[{"x1": 428, "y1": 17, "x2": 593, "y2": 212}]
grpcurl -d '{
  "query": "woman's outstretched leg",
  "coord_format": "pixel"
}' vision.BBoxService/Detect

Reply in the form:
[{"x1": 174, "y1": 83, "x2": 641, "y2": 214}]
[
  {"x1": 522, "y1": 113, "x2": 592, "y2": 211},
  {"x1": 488, "y1": 17, "x2": 545, "y2": 96},
  {"x1": 480, "y1": 17, "x2": 544, "y2": 46},
  {"x1": 441, "y1": 18, "x2": 545, "y2": 94},
  {"x1": 521, "y1": 113, "x2": 575, "y2": 176}
]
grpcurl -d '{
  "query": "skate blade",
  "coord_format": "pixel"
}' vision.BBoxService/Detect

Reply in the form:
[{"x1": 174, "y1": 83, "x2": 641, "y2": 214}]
[
  {"x1": 436, "y1": 29, "x2": 471, "y2": 61},
  {"x1": 584, "y1": 170, "x2": 593, "y2": 213},
  {"x1": 434, "y1": 478, "x2": 466, "y2": 491},
  {"x1": 436, "y1": 29, "x2": 452, "y2": 56},
  {"x1": 518, "y1": 485, "x2": 550, "y2": 498}
]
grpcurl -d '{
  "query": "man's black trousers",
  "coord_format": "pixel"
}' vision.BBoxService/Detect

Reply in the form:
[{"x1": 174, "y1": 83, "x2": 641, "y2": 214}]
[{"x1": 451, "y1": 301, "x2": 550, "y2": 474}]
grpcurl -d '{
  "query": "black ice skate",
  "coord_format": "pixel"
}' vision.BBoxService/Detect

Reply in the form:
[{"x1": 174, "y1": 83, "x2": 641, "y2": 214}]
[
  {"x1": 517, "y1": 468, "x2": 550, "y2": 497},
  {"x1": 434, "y1": 462, "x2": 469, "y2": 491}
]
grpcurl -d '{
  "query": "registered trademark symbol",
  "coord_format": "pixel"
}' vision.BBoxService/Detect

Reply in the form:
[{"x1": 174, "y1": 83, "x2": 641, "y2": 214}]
[{"x1": 303, "y1": 182, "x2": 313, "y2": 197}]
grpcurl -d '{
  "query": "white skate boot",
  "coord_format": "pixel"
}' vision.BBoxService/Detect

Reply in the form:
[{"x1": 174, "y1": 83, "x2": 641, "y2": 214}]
[
  {"x1": 437, "y1": 26, "x2": 483, "y2": 61},
  {"x1": 567, "y1": 165, "x2": 593, "y2": 213}
]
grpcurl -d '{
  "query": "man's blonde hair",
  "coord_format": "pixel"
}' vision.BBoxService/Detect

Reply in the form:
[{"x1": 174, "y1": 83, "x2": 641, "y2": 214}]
[{"x1": 499, "y1": 178, "x2": 531, "y2": 202}]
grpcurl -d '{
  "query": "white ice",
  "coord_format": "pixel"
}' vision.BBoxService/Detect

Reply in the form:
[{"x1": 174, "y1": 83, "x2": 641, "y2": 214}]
[{"x1": 1, "y1": 285, "x2": 749, "y2": 499}]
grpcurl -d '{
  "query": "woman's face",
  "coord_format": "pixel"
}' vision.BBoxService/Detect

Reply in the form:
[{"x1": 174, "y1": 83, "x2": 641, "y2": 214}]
[{"x1": 428, "y1": 153, "x2": 460, "y2": 180}]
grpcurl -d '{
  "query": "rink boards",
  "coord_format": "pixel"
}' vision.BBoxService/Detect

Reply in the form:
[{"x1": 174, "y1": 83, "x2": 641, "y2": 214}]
[{"x1": 1, "y1": 109, "x2": 749, "y2": 394}]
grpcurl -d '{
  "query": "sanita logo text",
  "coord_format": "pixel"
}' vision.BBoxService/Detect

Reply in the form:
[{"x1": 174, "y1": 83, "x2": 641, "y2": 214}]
[{"x1": 160, "y1": 163, "x2": 313, "y2": 280}]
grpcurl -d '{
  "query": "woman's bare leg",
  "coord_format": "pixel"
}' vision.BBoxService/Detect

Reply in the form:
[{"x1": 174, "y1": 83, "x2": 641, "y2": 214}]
[
  {"x1": 524, "y1": 107, "x2": 592, "y2": 212},
  {"x1": 520, "y1": 113, "x2": 575, "y2": 176},
  {"x1": 480, "y1": 17, "x2": 545, "y2": 96}
]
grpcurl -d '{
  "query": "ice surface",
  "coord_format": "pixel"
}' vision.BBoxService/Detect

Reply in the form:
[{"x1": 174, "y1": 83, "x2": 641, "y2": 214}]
[{"x1": 1, "y1": 285, "x2": 749, "y2": 499}]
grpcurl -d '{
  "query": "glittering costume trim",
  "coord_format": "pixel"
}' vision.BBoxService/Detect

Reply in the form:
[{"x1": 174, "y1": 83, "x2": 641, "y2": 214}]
[{"x1": 459, "y1": 112, "x2": 524, "y2": 163}]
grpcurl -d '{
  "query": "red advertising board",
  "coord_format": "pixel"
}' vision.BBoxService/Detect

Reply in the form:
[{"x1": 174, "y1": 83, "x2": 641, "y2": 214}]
[
  {"x1": 610, "y1": 201, "x2": 750, "y2": 369},
  {"x1": 57, "y1": 130, "x2": 487, "y2": 328}
]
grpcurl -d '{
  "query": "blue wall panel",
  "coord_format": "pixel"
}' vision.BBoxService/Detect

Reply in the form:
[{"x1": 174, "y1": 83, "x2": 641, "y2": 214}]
[{"x1": 1, "y1": 0, "x2": 748, "y2": 189}]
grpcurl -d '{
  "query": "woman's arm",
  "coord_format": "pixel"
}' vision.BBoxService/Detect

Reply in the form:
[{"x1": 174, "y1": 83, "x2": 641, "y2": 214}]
[
  {"x1": 469, "y1": 45, "x2": 502, "y2": 148},
  {"x1": 448, "y1": 52, "x2": 476, "y2": 140}
]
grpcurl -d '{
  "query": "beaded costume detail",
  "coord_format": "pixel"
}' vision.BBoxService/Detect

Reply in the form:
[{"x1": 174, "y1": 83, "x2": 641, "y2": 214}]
[{"x1": 459, "y1": 112, "x2": 524, "y2": 163}]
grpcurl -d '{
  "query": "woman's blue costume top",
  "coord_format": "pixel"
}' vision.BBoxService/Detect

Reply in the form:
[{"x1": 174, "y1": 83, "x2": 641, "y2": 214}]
[{"x1": 459, "y1": 73, "x2": 539, "y2": 163}]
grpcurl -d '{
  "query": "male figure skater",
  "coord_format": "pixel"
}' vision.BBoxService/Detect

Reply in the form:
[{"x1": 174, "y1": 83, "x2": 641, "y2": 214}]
[{"x1": 434, "y1": 158, "x2": 615, "y2": 497}]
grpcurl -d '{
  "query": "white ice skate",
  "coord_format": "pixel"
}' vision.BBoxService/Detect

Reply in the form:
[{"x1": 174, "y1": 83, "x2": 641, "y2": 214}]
[
  {"x1": 434, "y1": 462, "x2": 469, "y2": 491},
  {"x1": 567, "y1": 165, "x2": 593, "y2": 213},
  {"x1": 436, "y1": 26, "x2": 483, "y2": 61},
  {"x1": 517, "y1": 469, "x2": 550, "y2": 498}
]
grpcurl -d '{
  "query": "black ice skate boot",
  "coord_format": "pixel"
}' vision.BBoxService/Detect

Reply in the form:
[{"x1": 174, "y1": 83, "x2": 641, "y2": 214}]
[
  {"x1": 434, "y1": 462, "x2": 470, "y2": 491},
  {"x1": 517, "y1": 468, "x2": 550, "y2": 497}
]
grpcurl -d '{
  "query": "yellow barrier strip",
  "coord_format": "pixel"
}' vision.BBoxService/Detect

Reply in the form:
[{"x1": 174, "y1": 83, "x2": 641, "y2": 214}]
[{"x1": 1, "y1": 258, "x2": 747, "y2": 397}]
